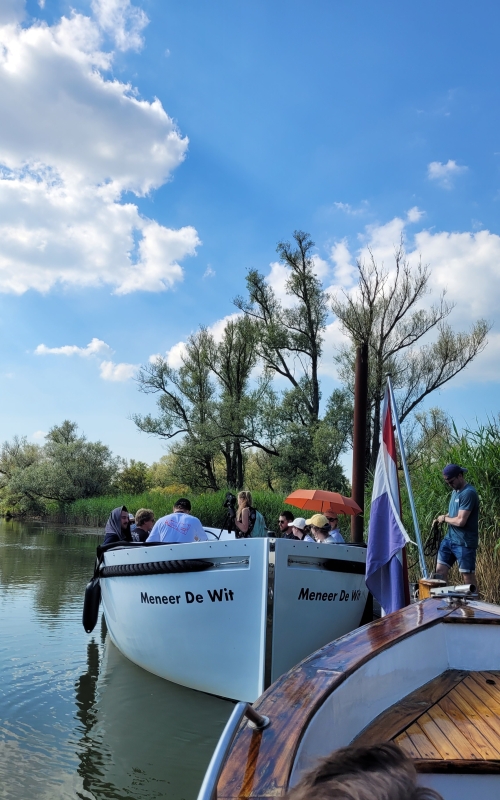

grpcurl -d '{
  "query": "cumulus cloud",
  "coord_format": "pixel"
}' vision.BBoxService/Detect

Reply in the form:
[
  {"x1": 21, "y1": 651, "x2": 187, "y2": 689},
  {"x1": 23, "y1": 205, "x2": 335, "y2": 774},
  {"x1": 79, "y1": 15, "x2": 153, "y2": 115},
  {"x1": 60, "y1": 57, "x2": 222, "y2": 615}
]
[
  {"x1": 0, "y1": 4, "x2": 199, "y2": 295},
  {"x1": 31, "y1": 430, "x2": 47, "y2": 441},
  {"x1": 99, "y1": 360, "x2": 138, "y2": 381},
  {"x1": 35, "y1": 338, "x2": 112, "y2": 357},
  {"x1": 203, "y1": 265, "x2": 215, "y2": 278},
  {"x1": 332, "y1": 201, "x2": 368, "y2": 216},
  {"x1": 427, "y1": 160, "x2": 468, "y2": 189}
]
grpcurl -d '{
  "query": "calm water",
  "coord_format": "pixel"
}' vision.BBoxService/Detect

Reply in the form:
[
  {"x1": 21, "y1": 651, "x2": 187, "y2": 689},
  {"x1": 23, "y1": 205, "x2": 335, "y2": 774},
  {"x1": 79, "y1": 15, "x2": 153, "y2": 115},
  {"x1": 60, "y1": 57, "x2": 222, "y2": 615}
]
[{"x1": 0, "y1": 520, "x2": 234, "y2": 800}]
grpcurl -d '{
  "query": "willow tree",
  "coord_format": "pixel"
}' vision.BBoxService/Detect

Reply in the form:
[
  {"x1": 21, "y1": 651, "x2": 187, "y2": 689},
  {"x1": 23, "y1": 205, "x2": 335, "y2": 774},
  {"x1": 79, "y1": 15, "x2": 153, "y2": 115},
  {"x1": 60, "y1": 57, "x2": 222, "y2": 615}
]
[
  {"x1": 133, "y1": 330, "x2": 220, "y2": 492},
  {"x1": 331, "y1": 243, "x2": 490, "y2": 470}
]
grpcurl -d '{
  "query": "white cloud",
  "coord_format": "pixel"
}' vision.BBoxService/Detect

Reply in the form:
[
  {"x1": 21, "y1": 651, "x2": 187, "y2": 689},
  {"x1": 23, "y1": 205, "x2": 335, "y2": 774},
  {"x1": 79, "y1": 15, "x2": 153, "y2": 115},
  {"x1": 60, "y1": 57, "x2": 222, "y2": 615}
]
[
  {"x1": 165, "y1": 341, "x2": 187, "y2": 368},
  {"x1": 31, "y1": 430, "x2": 47, "y2": 440},
  {"x1": 35, "y1": 338, "x2": 112, "y2": 357},
  {"x1": 208, "y1": 313, "x2": 241, "y2": 342},
  {"x1": 99, "y1": 360, "x2": 138, "y2": 381},
  {"x1": 203, "y1": 265, "x2": 215, "y2": 278},
  {"x1": 407, "y1": 206, "x2": 424, "y2": 223},
  {"x1": 0, "y1": 5, "x2": 200, "y2": 295},
  {"x1": 427, "y1": 160, "x2": 468, "y2": 189},
  {"x1": 91, "y1": 0, "x2": 148, "y2": 51}
]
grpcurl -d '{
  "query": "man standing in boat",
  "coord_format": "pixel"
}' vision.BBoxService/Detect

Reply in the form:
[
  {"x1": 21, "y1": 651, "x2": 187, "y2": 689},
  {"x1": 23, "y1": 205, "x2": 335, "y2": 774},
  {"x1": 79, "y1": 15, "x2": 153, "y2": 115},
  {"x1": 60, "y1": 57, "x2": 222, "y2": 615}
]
[
  {"x1": 434, "y1": 464, "x2": 479, "y2": 590},
  {"x1": 146, "y1": 498, "x2": 208, "y2": 544}
]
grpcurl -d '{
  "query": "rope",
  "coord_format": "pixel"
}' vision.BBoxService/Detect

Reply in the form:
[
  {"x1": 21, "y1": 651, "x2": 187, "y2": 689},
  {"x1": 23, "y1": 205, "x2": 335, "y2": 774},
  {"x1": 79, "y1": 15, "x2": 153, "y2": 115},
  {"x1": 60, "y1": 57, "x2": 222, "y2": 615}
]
[
  {"x1": 100, "y1": 559, "x2": 214, "y2": 578},
  {"x1": 408, "y1": 519, "x2": 443, "y2": 572}
]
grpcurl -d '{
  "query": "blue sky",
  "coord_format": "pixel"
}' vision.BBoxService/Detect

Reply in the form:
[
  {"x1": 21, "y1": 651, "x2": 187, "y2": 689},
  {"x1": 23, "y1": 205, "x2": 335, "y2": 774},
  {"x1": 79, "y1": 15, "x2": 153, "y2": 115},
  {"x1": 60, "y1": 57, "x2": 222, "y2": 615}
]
[{"x1": 1, "y1": 0, "x2": 499, "y2": 467}]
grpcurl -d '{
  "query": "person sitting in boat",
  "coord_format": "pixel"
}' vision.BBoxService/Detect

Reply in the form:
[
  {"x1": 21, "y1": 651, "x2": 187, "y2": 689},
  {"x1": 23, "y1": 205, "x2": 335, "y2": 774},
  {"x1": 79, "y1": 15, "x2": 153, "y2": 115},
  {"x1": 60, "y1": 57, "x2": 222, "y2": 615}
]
[
  {"x1": 146, "y1": 498, "x2": 208, "y2": 544},
  {"x1": 324, "y1": 510, "x2": 345, "y2": 543},
  {"x1": 287, "y1": 517, "x2": 315, "y2": 541},
  {"x1": 233, "y1": 491, "x2": 267, "y2": 538},
  {"x1": 307, "y1": 514, "x2": 342, "y2": 544},
  {"x1": 278, "y1": 510, "x2": 294, "y2": 537},
  {"x1": 286, "y1": 741, "x2": 444, "y2": 800},
  {"x1": 103, "y1": 506, "x2": 132, "y2": 545},
  {"x1": 132, "y1": 508, "x2": 155, "y2": 543}
]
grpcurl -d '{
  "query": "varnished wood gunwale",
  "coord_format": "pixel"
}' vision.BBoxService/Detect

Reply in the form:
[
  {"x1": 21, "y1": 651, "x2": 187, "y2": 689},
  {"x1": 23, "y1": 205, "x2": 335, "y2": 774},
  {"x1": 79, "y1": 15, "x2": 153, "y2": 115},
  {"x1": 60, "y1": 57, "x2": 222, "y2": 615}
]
[{"x1": 218, "y1": 600, "x2": 452, "y2": 799}]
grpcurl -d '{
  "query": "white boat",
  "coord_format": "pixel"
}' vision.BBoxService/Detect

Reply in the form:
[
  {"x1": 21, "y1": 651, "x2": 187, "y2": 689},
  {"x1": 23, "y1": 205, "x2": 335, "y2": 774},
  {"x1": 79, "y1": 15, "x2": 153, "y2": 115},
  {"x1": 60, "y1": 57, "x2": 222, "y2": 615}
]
[
  {"x1": 210, "y1": 592, "x2": 500, "y2": 800},
  {"x1": 89, "y1": 530, "x2": 368, "y2": 701}
]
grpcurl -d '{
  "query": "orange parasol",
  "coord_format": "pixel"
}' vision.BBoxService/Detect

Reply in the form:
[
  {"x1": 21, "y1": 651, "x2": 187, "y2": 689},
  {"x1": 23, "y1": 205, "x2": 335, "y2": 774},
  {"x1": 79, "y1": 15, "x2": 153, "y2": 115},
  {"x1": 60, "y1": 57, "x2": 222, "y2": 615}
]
[{"x1": 284, "y1": 489, "x2": 361, "y2": 516}]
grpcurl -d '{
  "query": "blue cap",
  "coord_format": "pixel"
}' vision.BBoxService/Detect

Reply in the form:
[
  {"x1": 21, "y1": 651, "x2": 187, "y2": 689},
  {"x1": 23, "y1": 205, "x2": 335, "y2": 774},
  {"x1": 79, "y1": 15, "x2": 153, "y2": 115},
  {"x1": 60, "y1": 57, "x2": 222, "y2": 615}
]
[{"x1": 443, "y1": 464, "x2": 467, "y2": 479}]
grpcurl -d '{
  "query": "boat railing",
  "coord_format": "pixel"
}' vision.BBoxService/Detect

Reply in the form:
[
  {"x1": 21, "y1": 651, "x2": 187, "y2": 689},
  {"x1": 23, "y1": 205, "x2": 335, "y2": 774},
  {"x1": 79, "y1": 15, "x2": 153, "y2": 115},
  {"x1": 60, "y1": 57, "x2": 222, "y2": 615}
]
[{"x1": 197, "y1": 702, "x2": 270, "y2": 800}]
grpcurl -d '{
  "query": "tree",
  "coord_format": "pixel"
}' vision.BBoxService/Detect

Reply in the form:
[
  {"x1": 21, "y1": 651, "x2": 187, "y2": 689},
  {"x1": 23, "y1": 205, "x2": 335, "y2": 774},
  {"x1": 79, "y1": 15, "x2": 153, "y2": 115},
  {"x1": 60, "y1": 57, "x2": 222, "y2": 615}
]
[
  {"x1": 116, "y1": 460, "x2": 151, "y2": 494},
  {"x1": 331, "y1": 243, "x2": 490, "y2": 470},
  {"x1": 233, "y1": 231, "x2": 351, "y2": 490},
  {"x1": 133, "y1": 330, "x2": 221, "y2": 492},
  {"x1": 6, "y1": 421, "x2": 121, "y2": 508},
  {"x1": 0, "y1": 436, "x2": 43, "y2": 514},
  {"x1": 235, "y1": 230, "x2": 328, "y2": 426}
]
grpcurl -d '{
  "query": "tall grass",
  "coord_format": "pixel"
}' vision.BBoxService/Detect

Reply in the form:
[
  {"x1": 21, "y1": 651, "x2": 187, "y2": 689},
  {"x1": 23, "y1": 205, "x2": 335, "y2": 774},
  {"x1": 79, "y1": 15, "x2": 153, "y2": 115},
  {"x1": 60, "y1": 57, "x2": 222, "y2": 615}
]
[{"x1": 46, "y1": 489, "x2": 307, "y2": 533}]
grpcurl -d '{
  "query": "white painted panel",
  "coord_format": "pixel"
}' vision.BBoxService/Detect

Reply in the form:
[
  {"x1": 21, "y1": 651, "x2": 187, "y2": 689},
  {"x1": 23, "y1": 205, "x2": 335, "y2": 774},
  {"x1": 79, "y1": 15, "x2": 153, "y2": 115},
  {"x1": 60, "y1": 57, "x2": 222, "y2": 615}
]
[
  {"x1": 445, "y1": 623, "x2": 500, "y2": 670},
  {"x1": 101, "y1": 538, "x2": 269, "y2": 701},
  {"x1": 271, "y1": 540, "x2": 367, "y2": 682},
  {"x1": 291, "y1": 623, "x2": 448, "y2": 785},
  {"x1": 420, "y1": 773, "x2": 500, "y2": 800}
]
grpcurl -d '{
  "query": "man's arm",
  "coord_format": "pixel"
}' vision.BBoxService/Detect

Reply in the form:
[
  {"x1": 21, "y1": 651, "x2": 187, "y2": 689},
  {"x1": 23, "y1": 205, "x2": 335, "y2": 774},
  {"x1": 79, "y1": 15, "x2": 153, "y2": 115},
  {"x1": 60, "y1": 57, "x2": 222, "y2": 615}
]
[{"x1": 436, "y1": 509, "x2": 471, "y2": 527}]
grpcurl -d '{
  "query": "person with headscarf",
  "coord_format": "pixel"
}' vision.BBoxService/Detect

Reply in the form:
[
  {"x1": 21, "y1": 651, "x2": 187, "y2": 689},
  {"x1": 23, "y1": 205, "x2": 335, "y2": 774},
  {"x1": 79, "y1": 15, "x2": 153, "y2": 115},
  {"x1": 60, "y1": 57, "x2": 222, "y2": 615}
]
[{"x1": 103, "y1": 506, "x2": 132, "y2": 546}]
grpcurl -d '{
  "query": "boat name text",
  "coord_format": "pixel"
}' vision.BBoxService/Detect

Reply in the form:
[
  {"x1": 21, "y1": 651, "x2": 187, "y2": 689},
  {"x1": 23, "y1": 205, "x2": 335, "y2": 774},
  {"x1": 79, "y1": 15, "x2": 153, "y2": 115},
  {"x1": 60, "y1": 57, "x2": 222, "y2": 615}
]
[
  {"x1": 298, "y1": 587, "x2": 362, "y2": 602},
  {"x1": 140, "y1": 588, "x2": 234, "y2": 605}
]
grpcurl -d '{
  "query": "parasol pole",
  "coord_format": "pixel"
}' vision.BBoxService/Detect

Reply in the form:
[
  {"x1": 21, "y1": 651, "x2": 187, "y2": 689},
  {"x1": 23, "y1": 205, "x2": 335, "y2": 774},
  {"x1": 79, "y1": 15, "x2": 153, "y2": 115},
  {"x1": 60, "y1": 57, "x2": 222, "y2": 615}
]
[
  {"x1": 351, "y1": 343, "x2": 368, "y2": 542},
  {"x1": 386, "y1": 376, "x2": 428, "y2": 578}
]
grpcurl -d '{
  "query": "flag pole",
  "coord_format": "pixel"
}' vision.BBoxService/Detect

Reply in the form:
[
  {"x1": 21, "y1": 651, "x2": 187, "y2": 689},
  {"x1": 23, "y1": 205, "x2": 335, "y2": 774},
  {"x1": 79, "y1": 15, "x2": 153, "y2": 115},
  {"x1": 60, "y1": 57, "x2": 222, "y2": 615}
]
[{"x1": 386, "y1": 376, "x2": 428, "y2": 578}]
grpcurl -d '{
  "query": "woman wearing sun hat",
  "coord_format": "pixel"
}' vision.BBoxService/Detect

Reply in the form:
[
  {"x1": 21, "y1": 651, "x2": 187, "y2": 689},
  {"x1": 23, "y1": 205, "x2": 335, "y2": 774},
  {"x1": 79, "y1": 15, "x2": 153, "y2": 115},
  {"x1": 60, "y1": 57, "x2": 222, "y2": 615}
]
[{"x1": 306, "y1": 513, "x2": 343, "y2": 544}]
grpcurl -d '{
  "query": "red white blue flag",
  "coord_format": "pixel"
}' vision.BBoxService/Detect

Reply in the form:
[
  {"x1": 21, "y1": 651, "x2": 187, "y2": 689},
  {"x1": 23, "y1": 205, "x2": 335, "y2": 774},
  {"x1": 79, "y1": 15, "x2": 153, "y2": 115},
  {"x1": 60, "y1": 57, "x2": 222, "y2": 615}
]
[{"x1": 366, "y1": 384, "x2": 411, "y2": 614}]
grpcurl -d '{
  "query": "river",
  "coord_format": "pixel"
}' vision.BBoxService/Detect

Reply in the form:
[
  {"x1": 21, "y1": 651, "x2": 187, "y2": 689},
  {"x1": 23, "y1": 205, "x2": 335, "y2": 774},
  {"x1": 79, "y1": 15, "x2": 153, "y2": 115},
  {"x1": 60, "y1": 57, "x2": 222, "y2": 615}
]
[{"x1": 0, "y1": 520, "x2": 234, "y2": 800}]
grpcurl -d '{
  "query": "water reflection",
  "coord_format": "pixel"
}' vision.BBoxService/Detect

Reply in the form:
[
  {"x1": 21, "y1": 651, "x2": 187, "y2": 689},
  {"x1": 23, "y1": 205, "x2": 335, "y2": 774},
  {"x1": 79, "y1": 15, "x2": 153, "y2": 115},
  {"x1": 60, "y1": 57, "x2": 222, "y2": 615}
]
[{"x1": 0, "y1": 521, "x2": 233, "y2": 800}]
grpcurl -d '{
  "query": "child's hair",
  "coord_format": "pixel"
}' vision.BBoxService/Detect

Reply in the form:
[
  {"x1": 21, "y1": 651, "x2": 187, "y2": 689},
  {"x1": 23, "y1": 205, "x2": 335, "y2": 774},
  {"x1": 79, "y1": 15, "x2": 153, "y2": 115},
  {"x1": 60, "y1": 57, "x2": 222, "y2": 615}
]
[{"x1": 237, "y1": 490, "x2": 253, "y2": 509}]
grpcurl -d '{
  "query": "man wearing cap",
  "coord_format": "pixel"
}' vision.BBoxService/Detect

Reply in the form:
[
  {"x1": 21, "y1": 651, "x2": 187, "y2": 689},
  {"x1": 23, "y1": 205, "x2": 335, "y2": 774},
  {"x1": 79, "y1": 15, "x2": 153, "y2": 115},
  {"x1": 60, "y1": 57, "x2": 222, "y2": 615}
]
[{"x1": 434, "y1": 464, "x2": 479, "y2": 589}]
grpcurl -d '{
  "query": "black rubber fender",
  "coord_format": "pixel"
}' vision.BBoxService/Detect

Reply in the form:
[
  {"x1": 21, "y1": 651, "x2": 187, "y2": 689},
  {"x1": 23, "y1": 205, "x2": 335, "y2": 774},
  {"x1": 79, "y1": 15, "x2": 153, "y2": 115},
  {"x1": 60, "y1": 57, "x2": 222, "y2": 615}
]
[
  {"x1": 82, "y1": 576, "x2": 101, "y2": 633},
  {"x1": 100, "y1": 559, "x2": 213, "y2": 578}
]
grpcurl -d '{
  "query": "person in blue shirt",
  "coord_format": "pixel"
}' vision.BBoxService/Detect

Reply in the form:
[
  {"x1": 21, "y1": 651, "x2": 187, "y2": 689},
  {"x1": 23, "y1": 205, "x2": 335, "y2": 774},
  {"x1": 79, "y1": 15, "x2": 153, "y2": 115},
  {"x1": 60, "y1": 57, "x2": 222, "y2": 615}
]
[{"x1": 434, "y1": 464, "x2": 479, "y2": 590}]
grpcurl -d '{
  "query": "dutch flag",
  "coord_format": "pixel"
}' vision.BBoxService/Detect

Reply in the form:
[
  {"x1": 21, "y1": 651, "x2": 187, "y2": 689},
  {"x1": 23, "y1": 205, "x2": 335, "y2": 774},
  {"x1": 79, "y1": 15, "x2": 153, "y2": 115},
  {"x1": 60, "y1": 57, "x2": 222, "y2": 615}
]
[{"x1": 366, "y1": 384, "x2": 411, "y2": 615}]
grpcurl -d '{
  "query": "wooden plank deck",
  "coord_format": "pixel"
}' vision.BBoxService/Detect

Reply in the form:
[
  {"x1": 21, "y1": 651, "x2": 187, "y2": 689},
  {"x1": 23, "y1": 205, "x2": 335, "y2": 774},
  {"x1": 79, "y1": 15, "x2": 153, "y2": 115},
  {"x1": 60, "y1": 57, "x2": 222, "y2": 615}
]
[{"x1": 356, "y1": 670, "x2": 500, "y2": 773}]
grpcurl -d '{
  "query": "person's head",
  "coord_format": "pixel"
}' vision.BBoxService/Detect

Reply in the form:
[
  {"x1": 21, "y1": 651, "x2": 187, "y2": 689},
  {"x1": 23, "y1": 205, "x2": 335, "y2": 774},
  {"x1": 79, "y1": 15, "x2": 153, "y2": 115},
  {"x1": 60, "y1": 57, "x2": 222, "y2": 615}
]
[
  {"x1": 325, "y1": 511, "x2": 339, "y2": 530},
  {"x1": 442, "y1": 464, "x2": 467, "y2": 491},
  {"x1": 120, "y1": 506, "x2": 130, "y2": 531},
  {"x1": 306, "y1": 514, "x2": 331, "y2": 541},
  {"x1": 286, "y1": 742, "x2": 444, "y2": 800},
  {"x1": 279, "y1": 510, "x2": 294, "y2": 532},
  {"x1": 238, "y1": 490, "x2": 252, "y2": 510},
  {"x1": 135, "y1": 508, "x2": 155, "y2": 531},
  {"x1": 291, "y1": 518, "x2": 306, "y2": 539},
  {"x1": 173, "y1": 498, "x2": 191, "y2": 514}
]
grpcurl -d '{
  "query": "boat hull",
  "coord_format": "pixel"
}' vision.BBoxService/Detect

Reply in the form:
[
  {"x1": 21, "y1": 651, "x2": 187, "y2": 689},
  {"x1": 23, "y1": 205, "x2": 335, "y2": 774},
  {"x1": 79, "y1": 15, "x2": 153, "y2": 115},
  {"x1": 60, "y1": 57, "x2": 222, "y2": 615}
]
[{"x1": 100, "y1": 537, "x2": 367, "y2": 701}]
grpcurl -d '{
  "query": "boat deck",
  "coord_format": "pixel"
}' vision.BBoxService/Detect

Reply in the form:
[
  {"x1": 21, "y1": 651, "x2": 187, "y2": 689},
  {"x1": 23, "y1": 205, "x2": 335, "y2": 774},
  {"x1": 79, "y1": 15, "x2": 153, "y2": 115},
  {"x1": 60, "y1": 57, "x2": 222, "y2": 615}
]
[{"x1": 354, "y1": 669, "x2": 500, "y2": 772}]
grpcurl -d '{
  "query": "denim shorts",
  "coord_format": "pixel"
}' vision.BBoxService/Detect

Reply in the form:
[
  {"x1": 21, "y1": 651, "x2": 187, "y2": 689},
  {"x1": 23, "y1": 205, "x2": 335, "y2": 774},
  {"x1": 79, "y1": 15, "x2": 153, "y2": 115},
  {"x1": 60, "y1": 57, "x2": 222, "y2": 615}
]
[{"x1": 437, "y1": 536, "x2": 477, "y2": 573}]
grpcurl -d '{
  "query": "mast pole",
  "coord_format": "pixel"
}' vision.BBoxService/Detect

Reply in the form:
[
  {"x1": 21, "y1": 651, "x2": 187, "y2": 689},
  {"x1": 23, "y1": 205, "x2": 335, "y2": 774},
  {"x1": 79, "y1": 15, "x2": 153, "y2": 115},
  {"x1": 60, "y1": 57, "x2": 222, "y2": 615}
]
[
  {"x1": 351, "y1": 343, "x2": 368, "y2": 543},
  {"x1": 386, "y1": 375, "x2": 428, "y2": 578}
]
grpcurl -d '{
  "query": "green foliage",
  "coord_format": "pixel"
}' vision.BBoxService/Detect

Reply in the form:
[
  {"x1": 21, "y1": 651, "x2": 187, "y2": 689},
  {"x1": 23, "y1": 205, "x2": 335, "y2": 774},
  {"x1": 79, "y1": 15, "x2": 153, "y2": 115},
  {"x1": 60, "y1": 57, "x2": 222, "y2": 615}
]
[
  {"x1": 116, "y1": 460, "x2": 151, "y2": 494},
  {"x1": 1, "y1": 421, "x2": 121, "y2": 512}
]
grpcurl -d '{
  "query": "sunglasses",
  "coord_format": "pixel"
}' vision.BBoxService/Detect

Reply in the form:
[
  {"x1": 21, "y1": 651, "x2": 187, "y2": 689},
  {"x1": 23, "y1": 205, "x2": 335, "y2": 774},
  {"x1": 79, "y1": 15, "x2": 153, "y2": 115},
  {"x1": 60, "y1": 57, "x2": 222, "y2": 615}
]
[{"x1": 326, "y1": 517, "x2": 338, "y2": 522}]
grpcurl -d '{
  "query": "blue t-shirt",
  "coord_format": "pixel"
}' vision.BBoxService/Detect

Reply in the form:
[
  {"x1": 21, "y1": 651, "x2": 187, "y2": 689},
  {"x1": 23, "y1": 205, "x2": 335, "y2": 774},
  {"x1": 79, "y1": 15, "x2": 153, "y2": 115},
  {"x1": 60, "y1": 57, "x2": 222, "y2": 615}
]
[{"x1": 447, "y1": 484, "x2": 479, "y2": 548}]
